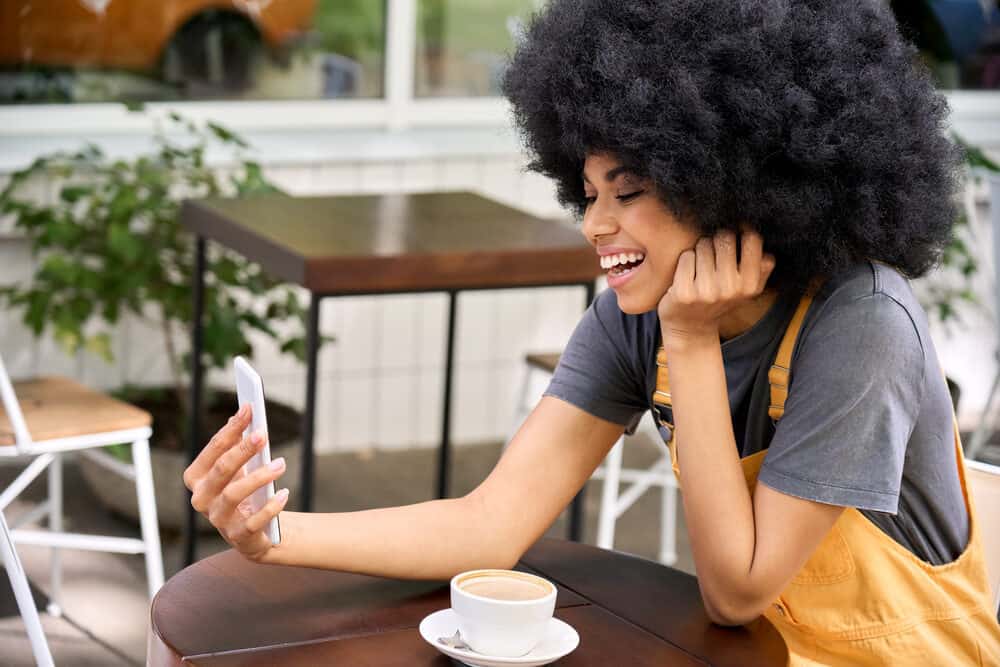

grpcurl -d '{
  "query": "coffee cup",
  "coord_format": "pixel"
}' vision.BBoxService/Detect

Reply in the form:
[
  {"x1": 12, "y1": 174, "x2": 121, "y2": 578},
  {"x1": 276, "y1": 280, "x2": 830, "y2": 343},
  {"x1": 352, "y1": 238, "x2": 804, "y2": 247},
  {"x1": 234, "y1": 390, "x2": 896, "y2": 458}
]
[{"x1": 450, "y1": 569, "x2": 557, "y2": 657}]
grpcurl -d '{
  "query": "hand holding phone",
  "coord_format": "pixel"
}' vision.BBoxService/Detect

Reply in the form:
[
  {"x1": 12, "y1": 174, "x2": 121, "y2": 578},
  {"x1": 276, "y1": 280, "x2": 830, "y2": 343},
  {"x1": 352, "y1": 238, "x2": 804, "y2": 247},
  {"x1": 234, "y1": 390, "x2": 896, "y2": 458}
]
[{"x1": 234, "y1": 356, "x2": 282, "y2": 546}]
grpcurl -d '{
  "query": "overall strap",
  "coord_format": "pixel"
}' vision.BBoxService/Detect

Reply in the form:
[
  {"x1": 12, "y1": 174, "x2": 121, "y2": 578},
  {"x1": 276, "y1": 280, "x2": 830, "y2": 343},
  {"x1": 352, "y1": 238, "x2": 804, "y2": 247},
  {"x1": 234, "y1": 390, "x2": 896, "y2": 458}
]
[
  {"x1": 652, "y1": 285, "x2": 820, "y2": 427},
  {"x1": 767, "y1": 288, "x2": 816, "y2": 420}
]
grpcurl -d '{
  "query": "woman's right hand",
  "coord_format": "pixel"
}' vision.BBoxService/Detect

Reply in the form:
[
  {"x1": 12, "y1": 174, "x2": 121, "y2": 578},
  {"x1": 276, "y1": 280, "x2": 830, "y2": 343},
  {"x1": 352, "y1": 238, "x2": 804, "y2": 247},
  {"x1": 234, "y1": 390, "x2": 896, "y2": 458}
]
[{"x1": 182, "y1": 404, "x2": 289, "y2": 562}]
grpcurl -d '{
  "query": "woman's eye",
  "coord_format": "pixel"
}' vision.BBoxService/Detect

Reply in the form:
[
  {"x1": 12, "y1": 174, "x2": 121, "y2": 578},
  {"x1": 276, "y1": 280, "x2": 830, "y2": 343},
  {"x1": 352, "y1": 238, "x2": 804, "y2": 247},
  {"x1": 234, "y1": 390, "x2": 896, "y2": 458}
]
[
  {"x1": 616, "y1": 190, "x2": 644, "y2": 202},
  {"x1": 583, "y1": 196, "x2": 597, "y2": 207}
]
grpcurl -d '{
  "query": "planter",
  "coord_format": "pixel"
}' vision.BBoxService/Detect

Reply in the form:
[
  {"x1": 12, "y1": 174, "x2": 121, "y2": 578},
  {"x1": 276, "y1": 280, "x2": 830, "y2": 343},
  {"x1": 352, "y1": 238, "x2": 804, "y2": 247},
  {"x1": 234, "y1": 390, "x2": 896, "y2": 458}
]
[
  {"x1": 79, "y1": 386, "x2": 302, "y2": 534},
  {"x1": 80, "y1": 436, "x2": 301, "y2": 534}
]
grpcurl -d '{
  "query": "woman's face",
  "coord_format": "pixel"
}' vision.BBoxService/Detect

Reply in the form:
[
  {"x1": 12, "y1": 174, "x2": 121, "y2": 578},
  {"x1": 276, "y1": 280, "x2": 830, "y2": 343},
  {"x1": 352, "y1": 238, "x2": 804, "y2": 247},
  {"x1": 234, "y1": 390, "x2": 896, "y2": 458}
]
[{"x1": 581, "y1": 153, "x2": 700, "y2": 314}]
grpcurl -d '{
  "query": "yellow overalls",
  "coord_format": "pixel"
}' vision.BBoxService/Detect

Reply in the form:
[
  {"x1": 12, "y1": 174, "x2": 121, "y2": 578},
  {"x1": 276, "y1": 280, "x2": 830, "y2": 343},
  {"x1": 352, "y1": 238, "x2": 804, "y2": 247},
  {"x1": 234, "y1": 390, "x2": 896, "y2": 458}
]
[{"x1": 653, "y1": 290, "x2": 1000, "y2": 665}]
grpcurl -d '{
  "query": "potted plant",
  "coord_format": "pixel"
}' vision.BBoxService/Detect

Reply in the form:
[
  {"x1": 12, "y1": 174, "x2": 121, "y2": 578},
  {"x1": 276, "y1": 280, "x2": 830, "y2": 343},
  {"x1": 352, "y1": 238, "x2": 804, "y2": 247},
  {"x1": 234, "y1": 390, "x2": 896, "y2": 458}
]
[{"x1": 0, "y1": 112, "x2": 326, "y2": 531}]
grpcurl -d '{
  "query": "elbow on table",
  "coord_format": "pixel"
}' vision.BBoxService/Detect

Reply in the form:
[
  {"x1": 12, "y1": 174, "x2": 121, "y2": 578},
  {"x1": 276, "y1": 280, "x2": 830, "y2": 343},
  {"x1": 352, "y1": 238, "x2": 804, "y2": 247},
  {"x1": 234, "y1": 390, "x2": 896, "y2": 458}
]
[
  {"x1": 706, "y1": 605, "x2": 761, "y2": 628},
  {"x1": 702, "y1": 589, "x2": 768, "y2": 628}
]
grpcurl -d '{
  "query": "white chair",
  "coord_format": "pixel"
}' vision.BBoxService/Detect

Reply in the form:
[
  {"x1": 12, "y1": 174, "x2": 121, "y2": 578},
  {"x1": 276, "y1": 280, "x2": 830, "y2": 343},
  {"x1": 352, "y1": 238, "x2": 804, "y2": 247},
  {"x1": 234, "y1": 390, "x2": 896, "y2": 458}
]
[
  {"x1": 0, "y1": 353, "x2": 164, "y2": 661},
  {"x1": 0, "y1": 507, "x2": 53, "y2": 666},
  {"x1": 965, "y1": 458, "x2": 1000, "y2": 617},
  {"x1": 511, "y1": 352, "x2": 678, "y2": 565}
]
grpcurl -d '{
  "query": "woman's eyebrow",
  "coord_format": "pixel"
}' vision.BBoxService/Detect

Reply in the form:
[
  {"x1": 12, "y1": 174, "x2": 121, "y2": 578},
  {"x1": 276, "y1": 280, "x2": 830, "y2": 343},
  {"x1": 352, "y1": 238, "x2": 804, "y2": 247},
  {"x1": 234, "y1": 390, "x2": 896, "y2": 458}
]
[
  {"x1": 582, "y1": 165, "x2": 632, "y2": 184},
  {"x1": 604, "y1": 166, "x2": 631, "y2": 181}
]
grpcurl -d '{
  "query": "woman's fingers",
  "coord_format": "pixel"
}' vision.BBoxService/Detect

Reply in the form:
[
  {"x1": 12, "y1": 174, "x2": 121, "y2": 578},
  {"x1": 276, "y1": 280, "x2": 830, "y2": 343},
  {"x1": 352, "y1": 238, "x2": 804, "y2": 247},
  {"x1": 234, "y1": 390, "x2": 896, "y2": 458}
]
[
  {"x1": 694, "y1": 237, "x2": 717, "y2": 300},
  {"x1": 739, "y1": 230, "x2": 761, "y2": 274},
  {"x1": 759, "y1": 252, "x2": 777, "y2": 290},
  {"x1": 183, "y1": 405, "x2": 252, "y2": 491},
  {"x1": 682, "y1": 230, "x2": 775, "y2": 304},
  {"x1": 713, "y1": 230, "x2": 739, "y2": 296},
  {"x1": 671, "y1": 248, "x2": 696, "y2": 302},
  {"x1": 242, "y1": 488, "x2": 290, "y2": 538},
  {"x1": 190, "y1": 432, "x2": 265, "y2": 513},
  {"x1": 738, "y1": 231, "x2": 770, "y2": 293},
  {"x1": 215, "y1": 457, "x2": 287, "y2": 518}
]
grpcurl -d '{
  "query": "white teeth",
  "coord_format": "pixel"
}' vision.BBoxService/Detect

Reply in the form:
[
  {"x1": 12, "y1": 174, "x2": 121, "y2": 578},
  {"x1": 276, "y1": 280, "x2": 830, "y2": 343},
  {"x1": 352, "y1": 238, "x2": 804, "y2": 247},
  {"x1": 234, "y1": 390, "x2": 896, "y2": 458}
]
[{"x1": 600, "y1": 252, "x2": 645, "y2": 270}]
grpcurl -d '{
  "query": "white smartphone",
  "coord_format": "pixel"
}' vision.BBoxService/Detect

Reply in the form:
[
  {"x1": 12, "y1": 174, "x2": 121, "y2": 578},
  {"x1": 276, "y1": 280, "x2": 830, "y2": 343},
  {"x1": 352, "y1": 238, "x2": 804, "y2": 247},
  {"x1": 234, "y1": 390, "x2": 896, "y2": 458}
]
[{"x1": 233, "y1": 356, "x2": 281, "y2": 546}]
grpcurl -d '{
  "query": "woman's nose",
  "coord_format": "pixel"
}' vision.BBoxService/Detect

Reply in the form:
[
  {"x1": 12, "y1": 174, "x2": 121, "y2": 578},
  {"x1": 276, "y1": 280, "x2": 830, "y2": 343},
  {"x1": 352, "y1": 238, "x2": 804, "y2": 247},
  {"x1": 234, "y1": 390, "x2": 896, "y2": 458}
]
[{"x1": 581, "y1": 202, "x2": 618, "y2": 243}]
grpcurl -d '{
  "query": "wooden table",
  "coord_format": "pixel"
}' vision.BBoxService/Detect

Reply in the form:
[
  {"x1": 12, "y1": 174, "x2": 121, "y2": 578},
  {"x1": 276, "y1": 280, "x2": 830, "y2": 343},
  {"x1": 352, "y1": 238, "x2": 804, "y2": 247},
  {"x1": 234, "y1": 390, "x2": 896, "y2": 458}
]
[
  {"x1": 179, "y1": 192, "x2": 601, "y2": 565},
  {"x1": 149, "y1": 538, "x2": 788, "y2": 666}
]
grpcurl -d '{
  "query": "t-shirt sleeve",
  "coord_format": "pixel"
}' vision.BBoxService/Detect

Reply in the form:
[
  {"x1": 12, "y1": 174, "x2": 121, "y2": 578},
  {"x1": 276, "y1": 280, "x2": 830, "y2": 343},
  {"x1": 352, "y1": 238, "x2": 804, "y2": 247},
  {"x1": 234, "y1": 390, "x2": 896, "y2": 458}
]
[
  {"x1": 543, "y1": 289, "x2": 649, "y2": 430},
  {"x1": 757, "y1": 291, "x2": 926, "y2": 513}
]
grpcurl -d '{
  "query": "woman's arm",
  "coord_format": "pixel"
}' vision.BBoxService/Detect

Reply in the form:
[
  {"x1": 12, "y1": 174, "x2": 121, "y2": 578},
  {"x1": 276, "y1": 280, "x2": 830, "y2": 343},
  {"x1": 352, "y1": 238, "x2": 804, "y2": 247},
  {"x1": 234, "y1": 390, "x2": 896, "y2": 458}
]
[
  {"x1": 661, "y1": 231, "x2": 843, "y2": 625},
  {"x1": 667, "y1": 332, "x2": 843, "y2": 624},
  {"x1": 185, "y1": 396, "x2": 623, "y2": 579}
]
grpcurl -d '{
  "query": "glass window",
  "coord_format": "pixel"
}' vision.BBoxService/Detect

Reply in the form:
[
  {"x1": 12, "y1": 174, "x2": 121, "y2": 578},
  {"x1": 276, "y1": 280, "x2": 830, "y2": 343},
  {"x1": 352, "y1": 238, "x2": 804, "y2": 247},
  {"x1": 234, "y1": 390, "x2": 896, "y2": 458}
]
[
  {"x1": 415, "y1": 0, "x2": 540, "y2": 97},
  {"x1": 0, "y1": 0, "x2": 386, "y2": 104},
  {"x1": 890, "y1": 0, "x2": 1000, "y2": 90}
]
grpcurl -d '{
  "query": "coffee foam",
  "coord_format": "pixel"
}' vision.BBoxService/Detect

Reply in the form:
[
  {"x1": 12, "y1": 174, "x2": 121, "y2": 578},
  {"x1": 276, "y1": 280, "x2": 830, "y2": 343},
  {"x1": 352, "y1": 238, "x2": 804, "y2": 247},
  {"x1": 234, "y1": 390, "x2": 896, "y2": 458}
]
[{"x1": 456, "y1": 570, "x2": 553, "y2": 602}]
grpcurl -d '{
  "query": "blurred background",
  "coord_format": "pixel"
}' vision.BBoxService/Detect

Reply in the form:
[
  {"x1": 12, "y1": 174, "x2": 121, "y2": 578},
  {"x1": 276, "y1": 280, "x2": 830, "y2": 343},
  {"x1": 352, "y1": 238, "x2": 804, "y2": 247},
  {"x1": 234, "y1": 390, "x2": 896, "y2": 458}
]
[
  {"x1": 2, "y1": 0, "x2": 998, "y2": 454},
  {"x1": 0, "y1": 1, "x2": 999, "y2": 665}
]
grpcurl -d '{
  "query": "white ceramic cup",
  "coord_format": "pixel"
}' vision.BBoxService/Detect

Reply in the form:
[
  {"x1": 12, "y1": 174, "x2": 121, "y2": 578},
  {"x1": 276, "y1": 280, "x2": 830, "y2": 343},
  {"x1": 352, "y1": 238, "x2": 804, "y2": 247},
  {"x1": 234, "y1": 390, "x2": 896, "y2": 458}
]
[{"x1": 450, "y1": 569, "x2": 557, "y2": 657}]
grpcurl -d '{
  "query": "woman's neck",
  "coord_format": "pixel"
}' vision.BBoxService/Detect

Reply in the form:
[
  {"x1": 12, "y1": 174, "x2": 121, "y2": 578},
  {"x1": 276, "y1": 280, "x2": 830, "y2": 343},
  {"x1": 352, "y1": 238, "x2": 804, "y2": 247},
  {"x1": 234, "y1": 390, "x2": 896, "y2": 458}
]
[{"x1": 717, "y1": 290, "x2": 780, "y2": 341}]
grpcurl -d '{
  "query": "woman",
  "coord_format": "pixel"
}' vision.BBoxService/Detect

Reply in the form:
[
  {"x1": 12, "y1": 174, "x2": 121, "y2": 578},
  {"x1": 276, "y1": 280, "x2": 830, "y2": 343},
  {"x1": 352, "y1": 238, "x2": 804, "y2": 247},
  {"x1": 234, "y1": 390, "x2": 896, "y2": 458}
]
[{"x1": 184, "y1": 1, "x2": 1000, "y2": 663}]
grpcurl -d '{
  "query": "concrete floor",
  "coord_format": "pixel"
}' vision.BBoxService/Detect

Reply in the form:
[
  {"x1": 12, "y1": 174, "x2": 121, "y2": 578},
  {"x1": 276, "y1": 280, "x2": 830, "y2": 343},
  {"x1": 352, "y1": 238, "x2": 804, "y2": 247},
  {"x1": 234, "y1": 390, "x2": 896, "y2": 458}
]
[{"x1": 0, "y1": 431, "x2": 692, "y2": 666}]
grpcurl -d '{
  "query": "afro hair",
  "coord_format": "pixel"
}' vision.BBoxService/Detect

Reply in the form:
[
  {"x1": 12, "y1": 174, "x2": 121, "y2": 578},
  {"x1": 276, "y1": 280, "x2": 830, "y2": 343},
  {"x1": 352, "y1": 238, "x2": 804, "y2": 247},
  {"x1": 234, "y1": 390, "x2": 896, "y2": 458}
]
[{"x1": 502, "y1": 0, "x2": 963, "y2": 291}]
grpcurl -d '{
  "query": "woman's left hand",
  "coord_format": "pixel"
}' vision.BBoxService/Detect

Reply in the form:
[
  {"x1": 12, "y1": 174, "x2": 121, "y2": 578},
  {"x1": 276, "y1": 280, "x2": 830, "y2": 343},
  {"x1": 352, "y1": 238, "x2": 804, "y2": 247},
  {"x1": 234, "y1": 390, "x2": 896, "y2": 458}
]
[{"x1": 658, "y1": 229, "x2": 775, "y2": 344}]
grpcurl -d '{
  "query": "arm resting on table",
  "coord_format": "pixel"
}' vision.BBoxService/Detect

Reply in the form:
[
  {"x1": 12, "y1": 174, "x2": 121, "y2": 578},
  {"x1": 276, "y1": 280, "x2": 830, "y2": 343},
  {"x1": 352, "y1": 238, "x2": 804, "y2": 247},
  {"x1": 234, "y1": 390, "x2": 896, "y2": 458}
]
[
  {"x1": 667, "y1": 335, "x2": 844, "y2": 626},
  {"x1": 260, "y1": 396, "x2": 623, "y2": 579}
]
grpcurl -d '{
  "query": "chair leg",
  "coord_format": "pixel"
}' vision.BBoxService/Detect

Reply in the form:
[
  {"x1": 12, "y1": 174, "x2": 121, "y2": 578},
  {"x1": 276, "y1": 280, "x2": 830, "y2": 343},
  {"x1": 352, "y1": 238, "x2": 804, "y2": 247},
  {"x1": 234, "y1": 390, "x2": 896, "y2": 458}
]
[
  {"x1": 659, "y1": 477, "x2": 678, "y2": 566},
  {"x1": 596, "y1": 437, "x2": 625, "y2": 550},
  {"x1": 0, "y1": 510, "x2": 55, "y2": 667},
  {"x1": 46, "y1": 453, "x2": 63, "y2": 618},
  {"x1": 131, "y1": 439, "x2": 164, "y2": 597}
]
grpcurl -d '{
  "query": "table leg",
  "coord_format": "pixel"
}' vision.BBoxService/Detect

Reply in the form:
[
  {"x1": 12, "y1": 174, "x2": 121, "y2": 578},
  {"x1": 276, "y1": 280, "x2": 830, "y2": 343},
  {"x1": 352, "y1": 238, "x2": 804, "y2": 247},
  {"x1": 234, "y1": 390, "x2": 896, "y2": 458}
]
[
  {"x1": 183, "y1": 236, "x2": 207, "y2": 566},
  {"x1": 437, "y1": 290, "x2": 458, "y2": 499},
  {"x1": 300, "y1": 294, "x2": 321, "y2": 511},
  {"x1": 567, "y1": 280, "x2": 597, "y2": 542}
]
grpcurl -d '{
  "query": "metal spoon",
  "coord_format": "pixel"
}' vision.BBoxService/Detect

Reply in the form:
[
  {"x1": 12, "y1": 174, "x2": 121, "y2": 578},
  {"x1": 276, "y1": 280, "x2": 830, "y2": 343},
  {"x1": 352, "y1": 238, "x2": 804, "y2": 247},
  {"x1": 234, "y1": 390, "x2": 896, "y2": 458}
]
[{"x1": 438, "y1": 629, "x2": 474, "y2": 652}]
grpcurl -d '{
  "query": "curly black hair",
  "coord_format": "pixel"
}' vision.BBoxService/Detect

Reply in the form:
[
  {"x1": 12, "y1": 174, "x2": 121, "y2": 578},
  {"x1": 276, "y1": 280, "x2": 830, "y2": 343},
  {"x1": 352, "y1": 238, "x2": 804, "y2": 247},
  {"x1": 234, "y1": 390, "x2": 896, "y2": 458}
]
[{"x1": 502, "y1": 0, "x2": 963, "y2": 291}]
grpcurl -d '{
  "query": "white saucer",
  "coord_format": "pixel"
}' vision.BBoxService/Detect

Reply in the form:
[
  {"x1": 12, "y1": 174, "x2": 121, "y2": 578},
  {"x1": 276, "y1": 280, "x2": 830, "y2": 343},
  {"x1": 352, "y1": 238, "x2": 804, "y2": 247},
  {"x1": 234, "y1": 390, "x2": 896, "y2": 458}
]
[{"x1": 418, "y1": 608, "x2": 580, "y2": 667}]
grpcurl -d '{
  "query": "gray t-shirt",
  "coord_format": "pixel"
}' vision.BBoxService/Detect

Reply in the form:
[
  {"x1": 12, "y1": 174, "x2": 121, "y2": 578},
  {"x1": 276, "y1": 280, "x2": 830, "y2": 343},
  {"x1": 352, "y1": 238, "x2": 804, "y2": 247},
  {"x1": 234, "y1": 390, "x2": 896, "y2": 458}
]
[{"x1": 546, "y1": 262, "x2": 969, "y2": 564}]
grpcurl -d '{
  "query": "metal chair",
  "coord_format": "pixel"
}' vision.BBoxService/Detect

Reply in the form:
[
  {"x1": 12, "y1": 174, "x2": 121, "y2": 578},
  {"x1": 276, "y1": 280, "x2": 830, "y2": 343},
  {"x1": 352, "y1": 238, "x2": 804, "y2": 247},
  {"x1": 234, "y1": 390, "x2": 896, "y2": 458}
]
[
  {"x1": 0, "y1": 353, "x2": 164, "y2": 657},
  {"x1": 966, "y1": 458, "x2": 1000, "y2": 617},
  {"x1": 511, "y1": 352, "x2": 678, "y2": 565},
  {"x1": 0, "y1": 507, "x2": 53, "y2": 666}
]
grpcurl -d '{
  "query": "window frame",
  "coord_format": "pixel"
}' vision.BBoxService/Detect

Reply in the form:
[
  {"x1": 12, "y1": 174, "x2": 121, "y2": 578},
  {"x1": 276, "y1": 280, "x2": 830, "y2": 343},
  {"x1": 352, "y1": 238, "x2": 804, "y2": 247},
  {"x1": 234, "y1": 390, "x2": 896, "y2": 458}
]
[{"x1": 0, "y1": 0, "x2": 998, "y2": 155}]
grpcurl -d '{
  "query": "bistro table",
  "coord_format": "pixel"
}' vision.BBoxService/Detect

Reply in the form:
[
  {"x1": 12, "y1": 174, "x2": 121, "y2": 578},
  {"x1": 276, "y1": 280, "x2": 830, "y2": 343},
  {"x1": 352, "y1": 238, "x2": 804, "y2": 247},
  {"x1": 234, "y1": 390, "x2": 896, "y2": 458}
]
[
  {"x1": 180, "y1": 192, "x2": 602, "y2": 565},
  {"x1": 148, "y1": 538, "x2": 788, "y2": 666}
]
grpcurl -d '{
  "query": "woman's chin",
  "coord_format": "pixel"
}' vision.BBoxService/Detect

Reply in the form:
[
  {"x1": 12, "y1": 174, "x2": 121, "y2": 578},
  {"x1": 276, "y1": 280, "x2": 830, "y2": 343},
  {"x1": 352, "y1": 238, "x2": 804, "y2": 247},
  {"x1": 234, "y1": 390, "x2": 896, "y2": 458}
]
[{"x1": 613, "y1": 291, "x2": 659, "y2": 316}]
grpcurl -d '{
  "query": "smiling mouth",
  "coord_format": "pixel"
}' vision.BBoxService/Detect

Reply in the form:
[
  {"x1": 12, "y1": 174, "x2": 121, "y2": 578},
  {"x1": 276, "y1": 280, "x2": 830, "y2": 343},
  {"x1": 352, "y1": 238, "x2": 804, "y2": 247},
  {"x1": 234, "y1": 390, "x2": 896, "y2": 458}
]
[{"x1": 600, "y1": 252, "x2": 645, "y2": 276}]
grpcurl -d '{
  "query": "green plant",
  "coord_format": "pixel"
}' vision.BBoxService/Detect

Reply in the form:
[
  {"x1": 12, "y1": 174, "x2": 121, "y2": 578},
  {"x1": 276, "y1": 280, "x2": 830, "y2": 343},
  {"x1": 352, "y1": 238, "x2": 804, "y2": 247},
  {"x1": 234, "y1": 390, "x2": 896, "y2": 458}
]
[
  {"x1": 920, "y1": 135, "x2": 999, "y2": 326},
  {"x1": 0, "y1": 112, "x2": 323, "y2": 425}
]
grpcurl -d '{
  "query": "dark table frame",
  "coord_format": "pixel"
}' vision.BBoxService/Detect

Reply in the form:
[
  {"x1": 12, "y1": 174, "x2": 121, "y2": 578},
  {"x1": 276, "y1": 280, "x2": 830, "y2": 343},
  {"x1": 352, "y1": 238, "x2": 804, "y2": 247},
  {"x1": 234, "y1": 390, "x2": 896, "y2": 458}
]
[{"x1": 181, "y1": 193, "x2": 599, "y2": 565}]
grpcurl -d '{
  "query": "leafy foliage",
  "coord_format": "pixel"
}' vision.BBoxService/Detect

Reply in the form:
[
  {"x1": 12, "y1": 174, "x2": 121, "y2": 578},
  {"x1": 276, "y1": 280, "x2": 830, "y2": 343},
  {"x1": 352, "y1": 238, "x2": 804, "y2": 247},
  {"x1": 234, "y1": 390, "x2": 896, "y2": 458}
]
[
  {"x1": 923, "y1": 135, "x2": 1000, "y2": 325},
  {"x1": 0, "y1": 112, "x2": 326, "y2": 415}
]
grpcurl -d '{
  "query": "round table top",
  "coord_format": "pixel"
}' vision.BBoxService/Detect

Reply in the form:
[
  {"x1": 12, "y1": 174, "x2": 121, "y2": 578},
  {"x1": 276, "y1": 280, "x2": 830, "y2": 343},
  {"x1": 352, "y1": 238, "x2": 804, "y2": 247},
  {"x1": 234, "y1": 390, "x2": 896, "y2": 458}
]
[{"x1": 149, "y1": 538, "x2": 787, "y2": 666}]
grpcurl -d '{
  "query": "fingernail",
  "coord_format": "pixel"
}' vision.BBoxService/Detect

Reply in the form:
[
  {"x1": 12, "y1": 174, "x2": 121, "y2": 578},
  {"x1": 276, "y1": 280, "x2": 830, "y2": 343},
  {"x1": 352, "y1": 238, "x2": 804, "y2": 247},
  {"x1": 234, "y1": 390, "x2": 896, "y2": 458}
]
[
  {"x1": 251, "y1": 432, "x2": 263, "y2": 445},
  {"x1": 275, "y1": 488, "x2": 289, "y2": 501},
  {"x1": 240, "y1": 404, "x2": 250, "y2": 416},
  {"x1": 269, "y1": 457, "x2": 285, "y2": 471}
]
